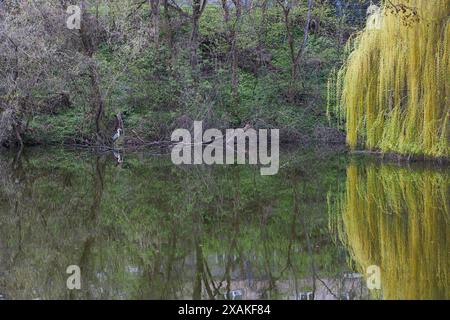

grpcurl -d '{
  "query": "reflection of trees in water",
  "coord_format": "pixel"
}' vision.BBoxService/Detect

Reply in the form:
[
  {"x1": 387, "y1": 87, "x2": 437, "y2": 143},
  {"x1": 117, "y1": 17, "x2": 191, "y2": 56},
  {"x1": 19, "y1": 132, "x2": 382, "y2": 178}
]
[
  {"x1": 0, "y1": 149, "x2": 353, "y2": 299},
  {"x1": 334, "y1": 162, "x2": 449, "y2": 299},
  {"x1": 0, "y1": 151, "x2": 107, "y2": 299}
]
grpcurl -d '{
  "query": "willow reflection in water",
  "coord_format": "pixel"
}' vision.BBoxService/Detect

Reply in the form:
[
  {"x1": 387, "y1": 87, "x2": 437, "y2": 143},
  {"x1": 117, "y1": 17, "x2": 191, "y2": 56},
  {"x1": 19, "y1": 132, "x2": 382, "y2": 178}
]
[{"x1": 332, "y1": 161, "x2": 449, "y2": 300}]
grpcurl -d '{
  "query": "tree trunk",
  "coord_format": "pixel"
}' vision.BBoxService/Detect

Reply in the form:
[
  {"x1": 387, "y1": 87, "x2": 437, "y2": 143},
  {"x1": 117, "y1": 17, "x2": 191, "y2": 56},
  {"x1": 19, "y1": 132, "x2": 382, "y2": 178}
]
[
  {"x1": 190, "y1": 17, "x2": 199, "y2": 70},
  {"x1": 297, "y1": 0, "x2": 313, "y2": 66},
  {"x1": 149, "y1": 0, "x2": 160, "y2": 55},
  {"x1": 162, "y1": 0, "x2": 175, "y2": 64},
  {"x1": 79, "y1": 0, "x2": 106, "y2": 143},
  {"x1": 89, "y1": 64, "x2": 105, "y2": 143},
  {"x1": 222, "y1": 0, "x2": 241, "y2": 106},
  {"x1": 281, "y1": 5, "x2": 296, "y2": 101},
  {"x1": 278, "y1": 0, "x2": 313, "y2": 103},
  {"x1": 190, "y1": 0, "x2": 207, "y2": 73},
  {"x1": 257, "y1": 0, "x2": 269, "y2": 69},
  {"x1": 231, "y1": 0, "x2": 241, "y2": 104}
]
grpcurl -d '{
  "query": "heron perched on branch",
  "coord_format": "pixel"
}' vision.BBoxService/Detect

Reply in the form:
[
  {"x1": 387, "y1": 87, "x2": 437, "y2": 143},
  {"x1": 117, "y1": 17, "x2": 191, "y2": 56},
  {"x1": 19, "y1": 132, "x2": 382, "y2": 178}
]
[{"x1": 112, "y1": 128, "x2": 123, "y2": 143}]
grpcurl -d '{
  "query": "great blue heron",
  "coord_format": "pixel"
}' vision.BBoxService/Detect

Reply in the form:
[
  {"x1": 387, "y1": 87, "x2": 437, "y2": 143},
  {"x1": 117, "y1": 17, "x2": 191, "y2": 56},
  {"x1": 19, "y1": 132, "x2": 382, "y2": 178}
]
[{"x1": 112, "y1": 128, "x2": 123, "y2": 143}]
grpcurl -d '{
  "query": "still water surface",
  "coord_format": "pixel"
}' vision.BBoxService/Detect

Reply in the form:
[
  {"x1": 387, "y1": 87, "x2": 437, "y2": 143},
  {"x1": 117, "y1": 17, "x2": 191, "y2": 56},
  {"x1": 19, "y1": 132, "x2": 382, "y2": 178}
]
[{"x1": 0, "y1": 147, "x2": 448, "y2": 300}]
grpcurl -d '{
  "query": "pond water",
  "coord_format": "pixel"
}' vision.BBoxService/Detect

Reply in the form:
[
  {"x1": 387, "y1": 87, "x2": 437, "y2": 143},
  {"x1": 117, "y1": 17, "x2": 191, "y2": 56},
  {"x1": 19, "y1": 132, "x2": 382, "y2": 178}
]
[{"x1": 0, "y1": 146, "x2": 448, "y2": 300}]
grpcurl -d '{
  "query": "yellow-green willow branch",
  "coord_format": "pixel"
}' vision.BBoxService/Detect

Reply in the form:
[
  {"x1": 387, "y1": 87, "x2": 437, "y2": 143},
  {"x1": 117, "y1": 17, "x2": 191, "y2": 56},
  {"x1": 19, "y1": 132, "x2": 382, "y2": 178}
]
[{"x1": 329, "y1": 0, "x2": 450, "y2": 158}]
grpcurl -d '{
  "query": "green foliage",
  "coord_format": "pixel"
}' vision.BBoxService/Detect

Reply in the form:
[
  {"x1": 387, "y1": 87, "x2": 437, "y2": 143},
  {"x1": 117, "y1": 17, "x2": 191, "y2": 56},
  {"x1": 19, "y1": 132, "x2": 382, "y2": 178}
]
[{"x1": 1, "y1": 0, "x2": 362, "y2": 146}]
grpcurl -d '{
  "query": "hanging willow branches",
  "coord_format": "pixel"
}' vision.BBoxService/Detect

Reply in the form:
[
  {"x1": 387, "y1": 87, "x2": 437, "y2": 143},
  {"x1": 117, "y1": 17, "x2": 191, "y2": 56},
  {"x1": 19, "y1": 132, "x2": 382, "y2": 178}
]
[{"x1": 328, "y1": 0, "x2": 450, "y2": 158}]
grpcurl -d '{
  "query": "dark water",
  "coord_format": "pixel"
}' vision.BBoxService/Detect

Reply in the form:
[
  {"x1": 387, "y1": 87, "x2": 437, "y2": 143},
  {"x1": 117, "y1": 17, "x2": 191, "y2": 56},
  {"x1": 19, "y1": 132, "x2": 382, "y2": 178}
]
[{"x1": 0, "y1": 147, "x2": 448, "y2": 300}]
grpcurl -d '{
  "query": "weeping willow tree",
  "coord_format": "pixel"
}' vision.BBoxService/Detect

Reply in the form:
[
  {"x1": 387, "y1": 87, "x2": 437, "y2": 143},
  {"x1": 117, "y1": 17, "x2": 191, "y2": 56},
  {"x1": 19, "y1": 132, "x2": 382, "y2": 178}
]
[
  {"x1": 330, "y1": 162, "x2": 449, "y2": 299},
  {"x1": 328, "y1": 0, "x2": 450, "y2": 158}
]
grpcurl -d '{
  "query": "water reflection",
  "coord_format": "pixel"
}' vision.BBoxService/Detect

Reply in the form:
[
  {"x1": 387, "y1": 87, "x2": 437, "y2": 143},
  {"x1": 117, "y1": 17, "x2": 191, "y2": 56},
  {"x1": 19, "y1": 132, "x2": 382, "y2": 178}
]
[
  {"x1": 0, "y1": 148, "x2": 447, "y2": 300},
  {"x1": 332, "y1": 161, "x2": 449, "y2": 300}
]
